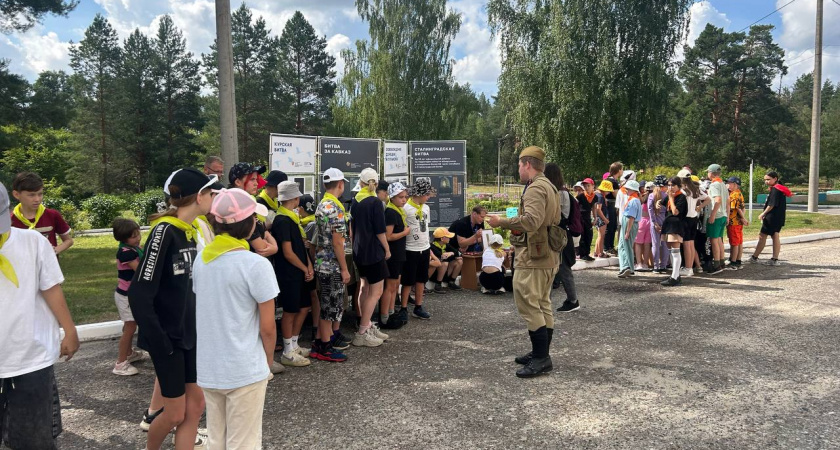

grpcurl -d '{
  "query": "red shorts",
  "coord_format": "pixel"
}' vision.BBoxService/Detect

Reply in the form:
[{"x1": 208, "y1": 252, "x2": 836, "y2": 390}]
[{"x1": 727, "y1": 225, "x2": 743, "y2": 246}]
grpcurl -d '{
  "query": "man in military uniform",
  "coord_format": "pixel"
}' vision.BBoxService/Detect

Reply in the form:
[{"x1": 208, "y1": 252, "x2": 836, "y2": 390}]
[{"x1": 487, "y1": 146, "x2": 561, "y2": 378}]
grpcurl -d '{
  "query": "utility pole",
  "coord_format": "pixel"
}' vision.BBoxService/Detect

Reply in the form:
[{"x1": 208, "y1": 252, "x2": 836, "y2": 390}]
[
  {"x1": 216, "y1": 0, "x2": 239, "y2": 170},
  {"x1": 808, "y1": 0, "x2": 823, "y2": 212},
  {"x1": 497, "y1": 134, "x2": 510, "y2": 193}
]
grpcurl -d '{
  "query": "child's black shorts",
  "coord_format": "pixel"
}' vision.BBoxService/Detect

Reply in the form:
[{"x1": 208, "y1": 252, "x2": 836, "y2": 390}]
[
  {"x1": 279, "y1": 276, "x2": 312, "y2": 313},
  {"x1": 386, "y1": 258, "x2": 404, "y2": 280},
  {"x1": 0, "y1": 365, "x2": 62, "y2": 449},
  {"x1": 402, "y1": 249, "x2": 430, "y2": 285},
  {"x1": 149, "y1": 346, "x2": 197, "y2": 398},
  {"x1": 355, "y1": 259, "x2": 389, "y2": 284}
]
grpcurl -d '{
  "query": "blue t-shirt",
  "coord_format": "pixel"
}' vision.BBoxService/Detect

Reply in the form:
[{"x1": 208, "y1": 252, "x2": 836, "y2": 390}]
[
  {"x1": 193, "y1": 250, "x2": 279, "y2": 390},
  {"x1": 623, "y1": 198, "x2": 642, "y2": 222}
]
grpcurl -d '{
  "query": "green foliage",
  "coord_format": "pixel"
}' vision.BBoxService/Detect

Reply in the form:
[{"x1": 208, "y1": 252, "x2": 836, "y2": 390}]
[
  {"x1": 81, "y1": 194, "x2": 129, "y2": 229},
  {"x1": 468, "y1": 193, "x2": 519, "y2": 212},
  {"x1": 42, "y1": 196, "x2": 89, "y2": 231},
  {"x1": 488, "y1": 0, "x2": 693, "y2": 176},
  {"x1": 0, "y1": 125, "x2": 72, "y2": 185},
  {"x1": 127, "y1": 191, "x2": 165, "y2": 225},
  {"x1": 0, "y1": 0, "x2": 77, "y2": 33},
  {"x1": 332, "y1": 0, "x2": 461, "y2": 140},
  {"x1": 28, "y1": 70, "x2": 75, "y2": 128}
]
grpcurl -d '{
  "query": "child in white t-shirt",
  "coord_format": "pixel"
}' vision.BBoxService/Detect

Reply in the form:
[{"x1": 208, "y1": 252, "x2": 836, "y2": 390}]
[
  {"x1": 193, "y1": 188, "x2": 278, "y2": 450},
  {"x1": 0, "y1": 182, "x2": 79, "y2": 449},
  {"x1": 480, "y1": 234, "x2": 508, "y2": 295}
]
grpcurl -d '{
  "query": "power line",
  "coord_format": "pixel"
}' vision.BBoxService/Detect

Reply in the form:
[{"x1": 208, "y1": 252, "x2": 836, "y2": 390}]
[
  {"x1": 738, "y1": 0, "x2": 799, "y2": 32},
  {"x1": 786, "y1": 53, "x2": 840, "y2": 67}
]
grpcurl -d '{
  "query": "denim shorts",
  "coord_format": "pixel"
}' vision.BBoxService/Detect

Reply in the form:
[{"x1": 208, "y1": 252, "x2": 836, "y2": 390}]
[{"x1": 1, "y1": 365, "x2": 62, "y2": 449}]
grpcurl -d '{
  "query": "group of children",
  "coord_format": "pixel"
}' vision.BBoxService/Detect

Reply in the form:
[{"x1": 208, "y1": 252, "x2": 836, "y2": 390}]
[{"x1": 571, "y1": 162, "x2": 791, "y2": 287}]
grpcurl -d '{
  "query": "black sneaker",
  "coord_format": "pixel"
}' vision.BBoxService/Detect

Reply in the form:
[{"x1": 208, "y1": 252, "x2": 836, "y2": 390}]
[
  {"x1": 617, "y1": 269, "x2": 630, "y2": 278},
  {"x1": 413, "y1": 305, "x2": 431, "y2": 320},
  {"x1": 397, "y1": 308, "x2": 409, "y2": 325},
  {"x1": 140, "y1": 407, "x2": 164, "y2": 432},
  {"x1": 448, "y1": 282, "x2": 462, "y2": 291},
  {"x1": 379, "y1": 314, "x2": 404, "y2": 330},
  {"x1": 556, "y1": 301, "x2": 580, "y2": 313},
  {"x1": 580, "y1": 255, "x2": 595, "y2": 262},
  {"x1": 706, "y1": 266, "x2": 724, "y2": 276},
  {"x1": 660, "y1": 276, "x2": 682, "y2": 287},
  {"x1": 332, "y1": 333, "x2": 350, "y2": 350},
  {"x1": 433, "y1": 283, "x2": 446, "y2": 294}
]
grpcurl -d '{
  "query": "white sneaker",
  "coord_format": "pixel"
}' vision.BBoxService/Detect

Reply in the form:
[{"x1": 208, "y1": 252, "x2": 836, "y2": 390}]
[
  {"x1": 295, "y1": 346, "x2": 310, "y2": 358},
  {"x1": 370, "y1": 323, "x2": 389, "y2": 341},
  {"x1": 270, "y1": 361, "x2": 285, "y2": 374},
  {"x1": 112, "y1": 360, "x2": 139, "y2": 376},
  {"x1": 280, "y1": 352, "x2": 311, "y2": 367},
  {"x1": 352, "y1": 329, "x2": 383, "y2": 347},
  {"x1": 679, "y1": 268, "x2": 694, "y2": 277},
  {"x1": 126, "y1": 349, "x2": 149, "y2": 363}
]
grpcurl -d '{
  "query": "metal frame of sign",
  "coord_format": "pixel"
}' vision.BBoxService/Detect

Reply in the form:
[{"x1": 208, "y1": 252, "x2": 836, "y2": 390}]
[
  {"x1": 268, "y1": 133, "x2": 318, "y2": 175},
  {"x1": 316, "y1": 136, "x2": 382, "y2": 202},
  {"x1": 409, "y1": 140, "x2": 468, "y2": 228}
]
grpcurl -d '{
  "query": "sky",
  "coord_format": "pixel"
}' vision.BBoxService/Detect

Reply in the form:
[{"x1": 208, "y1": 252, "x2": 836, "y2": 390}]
[{"x1": 1, "y1": 0, "x2": 838, "y2": 98}]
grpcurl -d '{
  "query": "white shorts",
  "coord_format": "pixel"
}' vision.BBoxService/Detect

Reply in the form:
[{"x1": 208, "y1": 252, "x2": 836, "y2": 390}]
[{"x1": 114, "y1": 292, "x2": 134, "y2": 322}]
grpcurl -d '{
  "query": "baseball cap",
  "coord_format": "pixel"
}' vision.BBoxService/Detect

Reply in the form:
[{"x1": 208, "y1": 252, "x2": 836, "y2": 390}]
[
  {"x1": 323, "y1": 168, "x2": 349, "y2": 184},
  {"x1": 707, "y1": 164, "x2": 722, "y2": 174},
  {"x1": 677, "y1": 169, "x2": 692, "y2": 178},
  {"x1": 359, "y1": 168, "x2": 379, "y2": 184},
  {"x1": 277, "y1": 180, "x2": 303, "y2": 201},
  {"x1": 653, "y1": 174, "x2": 668, "y2": 187},
  {"x1": 727, "y1": 176, "x2": 742, "y2": 186},
  {"x1": 228, "y1": 162, "x2": 265, "y2": 185},
  {"x1": 388, "y1": 182, "x2": 408, "y2": 198},
  {"x1": 583, "y1": 178, "x2": 595, "y2": 185},
  {"x1": 0, "y1": 182, "x2": 10, "y2": 234},
  {"x1": 300, "y1": 194, "x2": 316, "y2": 215},
  {"x1": 690, "y1": 175, "x2": 701, "y2": 183},
  {"x1": 433, "y1": 227, "x2": 455, "y2": 239},
  {"x1": 164, "y1": 169, "x2": 218, "y2": 199},
  {"x1": 573, "y1": 181, "x2": 584, "y2": 189},
  {"x1": 489, "y1": 234, "x2": 504, "y2": 246},
  {"x1": 210, "y1": 188, "x2": 268, "y2": 224},
  {"x1": 264, "y1": 170, "x2": 288, "y2": 187}
]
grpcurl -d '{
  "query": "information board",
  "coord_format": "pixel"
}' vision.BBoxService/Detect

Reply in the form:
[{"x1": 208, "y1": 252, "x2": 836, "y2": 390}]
[
  {"x1": 319, "y1": 137, "x2": 380, "y2": 173},
  {"x1": 269, "y1": 134, "x2": 317, "y2": 174},
  {"x1": 410, "y1": 141, "x2": 466, "y2": 173},
  {"x1": 384, "y1": 140, "x2": 409, "y2": 176},
  {"x1": 413, "y1": 174, "x2": 466, "y2": 228}
]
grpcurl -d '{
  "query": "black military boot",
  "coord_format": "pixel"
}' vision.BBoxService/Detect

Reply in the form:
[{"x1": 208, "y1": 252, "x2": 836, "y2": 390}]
[{"x1": 516, "y1": 327, "x2": 553, "y2": 378}]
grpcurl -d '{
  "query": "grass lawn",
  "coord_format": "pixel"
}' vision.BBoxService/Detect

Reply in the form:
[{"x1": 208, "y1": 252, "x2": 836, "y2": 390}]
[{"x1": 61, "y1": 212, "x2": 840, "y2": 325}]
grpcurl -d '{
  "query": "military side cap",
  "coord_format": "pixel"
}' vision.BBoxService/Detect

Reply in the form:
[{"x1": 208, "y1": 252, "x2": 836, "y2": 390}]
[{"x1": 519, "y1": 146, "x2": 546, "y2": 161}]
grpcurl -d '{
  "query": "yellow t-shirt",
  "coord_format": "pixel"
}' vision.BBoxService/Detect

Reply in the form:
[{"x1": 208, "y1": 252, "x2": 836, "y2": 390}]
[{"x1": 728, "y1": 190, "x2": 745, "y2": 226}]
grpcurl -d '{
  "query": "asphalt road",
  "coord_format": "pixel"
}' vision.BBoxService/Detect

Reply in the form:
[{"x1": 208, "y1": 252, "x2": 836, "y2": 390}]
[{"x1": 50, "y1": 239, "x2": 840, "y2": 449}]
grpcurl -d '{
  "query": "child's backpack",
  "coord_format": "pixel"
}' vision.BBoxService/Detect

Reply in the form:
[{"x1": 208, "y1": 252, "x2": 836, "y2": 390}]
[{"x1": 561, "y1": 190, "x2": 584, "y2": 237}]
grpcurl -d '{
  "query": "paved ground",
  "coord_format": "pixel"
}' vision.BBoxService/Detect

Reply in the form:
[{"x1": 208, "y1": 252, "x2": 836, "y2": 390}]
[{"x1": 51, "y1": 239, "x2": 840, "y2": 449}]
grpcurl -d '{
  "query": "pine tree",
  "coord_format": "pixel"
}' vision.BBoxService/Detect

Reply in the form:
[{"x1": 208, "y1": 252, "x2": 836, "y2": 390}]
[
  {"x1": 28, "y1": 70, "x2": 75, "y2": 129},
  {"x1": 69, "y1": 13, "x2": 121, "y2": 193},
  {"x1": 278, "y1": 11, "x2": 336, "y2": 135}
]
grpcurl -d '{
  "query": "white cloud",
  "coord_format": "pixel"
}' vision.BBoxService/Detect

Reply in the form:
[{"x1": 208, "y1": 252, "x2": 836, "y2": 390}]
[
  {"x1": 326, "y1": 33, "x2": 352, "y2": 77},
  {"x1": 675, "y1": 1, "x2": 731, "y2": 61},
  {"x1": 2, "y1": 27, "x2": 71, "y2": 76},
  {"x1": 777, "y1": 0, "x2": 840, "y2": 86},
  {"x1": 450, "y1": 0, "x2": 501, "y2": 95}
]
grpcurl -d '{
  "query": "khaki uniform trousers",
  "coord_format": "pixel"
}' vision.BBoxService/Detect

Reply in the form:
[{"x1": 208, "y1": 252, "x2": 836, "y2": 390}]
[
  {"x1": 203, "y1": 377, "x2": 269, "y2": 450},
  {"x1": 512, "y1": 267, "x2": 558, "y2": 331}
]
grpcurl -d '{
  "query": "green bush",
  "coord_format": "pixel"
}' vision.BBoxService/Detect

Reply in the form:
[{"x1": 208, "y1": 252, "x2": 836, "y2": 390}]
[
  {"x1": 41, "y1": 197, "x2": 90, "y2": 232},
  {"x1": 128, "y1": 192, "x2": 165, "y2": 225},
  {"x1": 81, "y1": 194, "x2": 129, "y2": 229}
]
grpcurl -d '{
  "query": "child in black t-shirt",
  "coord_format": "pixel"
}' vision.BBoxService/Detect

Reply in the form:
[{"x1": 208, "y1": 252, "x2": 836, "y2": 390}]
[
  {"x1": 271, "y1": 181, "x2": 314, "y2": 368},
  {"x1": 112, "y1": 218, "x2": 149, "y2": 376},
  {"x1": 381, "y1": 182, "x2": 411, "y2": 329},
  {"x1": 430, "y1": 227, "x2": 463, "y2": 293}
]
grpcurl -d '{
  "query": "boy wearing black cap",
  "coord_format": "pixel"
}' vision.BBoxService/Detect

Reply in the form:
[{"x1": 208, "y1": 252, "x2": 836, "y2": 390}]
[
  {"x1": 256, "y1": 170, "x2": 288, "y2": 228},
  {"x1": 229, "y1": 163, "x2": 278, "y2": 258},
  {"x1": 726, "y1": 176, "x2": 748, "y2": 269},
  {"x1": 0, "y1": 181, "x2": 80, "y2": 450}
]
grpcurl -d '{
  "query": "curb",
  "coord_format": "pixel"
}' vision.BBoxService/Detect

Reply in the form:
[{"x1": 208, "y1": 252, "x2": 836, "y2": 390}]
[{"x1": 68, "y1": 230, "x2": 840, "y2": 342}]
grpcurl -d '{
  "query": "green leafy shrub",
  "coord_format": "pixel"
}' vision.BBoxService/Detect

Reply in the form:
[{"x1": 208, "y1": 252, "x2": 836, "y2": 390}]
[
  {"x1": 81, "y1": 194, "x2": 129, "y2": 229},
  {"x1": 128, "y1": 192, "x2": 165, "y2": 225},
  {"x1": 42, "y1": 197, "x2": 90, "y2": 232}
]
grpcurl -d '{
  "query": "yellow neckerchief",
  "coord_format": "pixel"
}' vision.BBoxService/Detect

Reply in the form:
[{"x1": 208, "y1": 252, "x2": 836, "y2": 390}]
[
  {"x1": 151, "y1": 216, "x2": 196, "y2": 242},
  {"x1": 386, "y1": 201, "x2": 407, "y2": 226},
  {"x1": 13, "y1": 204, "x2": 45, "y2": 229},
  {"x1": 354, "y1": 186, "x2": 375, "y2": 203},
  {"x1": 407, "y1": 198, "x2": 424, "y2": 220},
  {"x1": 258, "y1": 190, "x2": 279, "y2": 212},
  {"x1": 277, "y1": 205, "x2": 306, "y2": 238},
  {"x1": 201, "y1": 233, "x2": 249, "y2": 263},
  {"x1": 192, "y1": 215, "x2": 208, "y2": 229},
  {"x1": 0, "y1": 231, "x2": 18, "y2": 288},
  {"x1": 300, "y1": 214, "x2": 315, "y2": 226},
  {"x1": 433, "y1": 241, "x2": 447, "y2": 252},
  {"x1": 322, "y1": 192, "x2": 346, "y2": 214}
]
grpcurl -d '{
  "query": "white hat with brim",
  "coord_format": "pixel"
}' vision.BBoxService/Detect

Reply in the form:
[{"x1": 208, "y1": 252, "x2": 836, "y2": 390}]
[{"x1": 277, "y1": 180, "x2": 303, "y2": 201}]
